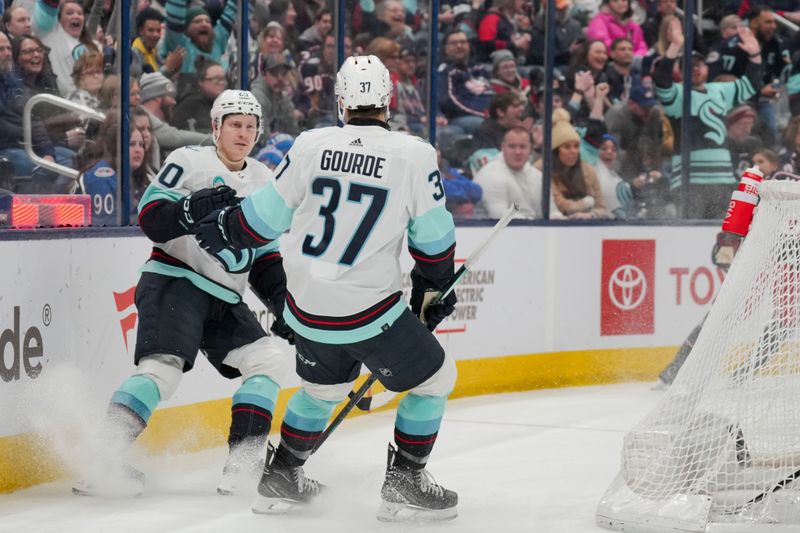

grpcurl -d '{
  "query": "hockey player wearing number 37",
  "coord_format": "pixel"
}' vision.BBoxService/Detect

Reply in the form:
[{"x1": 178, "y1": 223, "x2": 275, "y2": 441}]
[
  {"x1": 73, "y1": 90, "x2": 295, "y2": 497},
  {"x1": 193, "y1": 56, "x2": 460, "y2": 521}
]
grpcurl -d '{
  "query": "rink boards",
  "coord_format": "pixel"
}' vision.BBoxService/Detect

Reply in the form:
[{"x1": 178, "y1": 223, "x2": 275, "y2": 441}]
[{"x1": 0, "y1": 224, "x2": 720, "y2": 491}]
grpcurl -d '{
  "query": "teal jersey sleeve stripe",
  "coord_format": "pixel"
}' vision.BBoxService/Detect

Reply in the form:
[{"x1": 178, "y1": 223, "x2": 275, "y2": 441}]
[
  {"x1": 655, "y1": 84, "x2": 680, "y2": 115},
  {"x1": 242, "y1": 183, "x2": 294, "y2": 240},
  {"x1": 139, "y1": 186, "x2": 183, "y2": 213},
  {"x1": 788, "y1": 73, "x2": 800, "y2": 96},
  {"x1": 408, "y1": 205, "x2": 456, "y2": 255},
  {"x1": 254, "y1": 240, "x2": 281, "y2": 257}
]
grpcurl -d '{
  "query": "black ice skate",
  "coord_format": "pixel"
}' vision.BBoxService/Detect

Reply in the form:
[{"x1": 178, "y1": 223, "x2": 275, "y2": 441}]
[
  {"x1": 217, "y1": 439, "x2": 266, "y2": 495},
  {"x1": 72, "y1": 464, "x2": 145, "y2": 497},
  {"x1": 377, "y1": 443, "x2": 458, "y2": 522},
  {"x1": 251, "y1": 443, "x2": 323, "y2": 514}
]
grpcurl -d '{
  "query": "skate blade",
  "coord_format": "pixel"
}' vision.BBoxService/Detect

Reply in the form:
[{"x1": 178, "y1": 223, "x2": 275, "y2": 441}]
[
  {"x1": 376, "y1": 500, "x2": 458, "y2": 522},
  {"x1": 252, "y1": 494, "x2": 301, "y2": 515}
]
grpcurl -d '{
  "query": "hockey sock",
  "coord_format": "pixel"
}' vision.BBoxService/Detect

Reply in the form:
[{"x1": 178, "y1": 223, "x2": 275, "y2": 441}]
[
  {"x1": 274, "y1": 389, "x2": 338, "y2": 467},
  {"x1": 393, "y1": 393, "x2": 448, "y2": 470},
  {"x1": 106, "y1": 375, "x2": 160, "y2": 449},
  {"x1": 228, "y1": 375, "x2": 278, "y2": 449}
]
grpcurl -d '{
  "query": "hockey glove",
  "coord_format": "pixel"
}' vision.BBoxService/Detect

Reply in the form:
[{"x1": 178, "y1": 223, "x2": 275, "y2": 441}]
[
  {"x1": 410, "y1": 270, "x2": 458, "y2": 331},
  {"x1": 711, "y1": 231, "x2": 742, "y2": 271},
  {"x1": 270, "y1": 316, "x2": 295, "y2": 345},
  {"x1": 194, "y1": 208, "x2": 234, "y2": 255},
  {"x1": 177, "y1": 185, "x2": 238, "y2": 231}
]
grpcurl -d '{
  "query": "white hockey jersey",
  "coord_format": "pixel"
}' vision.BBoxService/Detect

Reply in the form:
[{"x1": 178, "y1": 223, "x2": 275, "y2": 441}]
[
  {"x1": 240, "y1": 122, "x2": 456, "y2": 344},
  {"x1": 139, "y1": 145, "x2": 278, "y2": 303}
]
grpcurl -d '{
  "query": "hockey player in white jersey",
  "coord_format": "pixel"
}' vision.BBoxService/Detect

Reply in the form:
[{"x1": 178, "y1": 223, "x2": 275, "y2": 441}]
[
  {"x1": 73, "y1": 90, "x2": 293, "y2": 497},
  {"x1": 194, "y1": 56, "x2": 460, "y2": 521}
]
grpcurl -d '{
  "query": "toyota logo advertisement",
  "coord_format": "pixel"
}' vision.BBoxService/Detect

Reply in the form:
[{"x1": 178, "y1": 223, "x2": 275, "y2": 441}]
[{"x1": 601, "y1": 240, "x2": 655, "y2": 336}]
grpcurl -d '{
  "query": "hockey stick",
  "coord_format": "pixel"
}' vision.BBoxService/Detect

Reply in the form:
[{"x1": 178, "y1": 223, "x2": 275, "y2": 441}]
[{"x1": 311, "y1": 203, "x2": 519, "y2": 454}]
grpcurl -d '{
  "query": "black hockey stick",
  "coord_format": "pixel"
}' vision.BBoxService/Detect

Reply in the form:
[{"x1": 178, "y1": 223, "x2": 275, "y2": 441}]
[{"x1": 311, "y1": 203, "x2": 519, "y2": 454}]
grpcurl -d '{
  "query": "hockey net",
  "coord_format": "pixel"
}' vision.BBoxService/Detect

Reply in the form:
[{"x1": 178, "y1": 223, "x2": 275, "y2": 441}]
[{"x1": 597, "y1": 178, "x2": 800, "y2": 533}]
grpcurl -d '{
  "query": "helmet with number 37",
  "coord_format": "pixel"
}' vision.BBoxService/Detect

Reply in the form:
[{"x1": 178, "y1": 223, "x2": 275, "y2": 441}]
[
  {"x1": 335, "y1": 55, "x2": 392, "y2": 121},
  {"x1": 210, "y1": 89, "x2": 263, "y2": 144}
]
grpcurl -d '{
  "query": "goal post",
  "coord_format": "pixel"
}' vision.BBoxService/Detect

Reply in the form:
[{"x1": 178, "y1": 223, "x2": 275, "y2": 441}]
[{"x1": 597, "y1": 179, "x2": 800, "y2": 532}]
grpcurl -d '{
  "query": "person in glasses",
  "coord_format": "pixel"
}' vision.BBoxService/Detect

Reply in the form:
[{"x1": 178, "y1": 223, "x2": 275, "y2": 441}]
[{"x1": 171, "y1": 57, "x2": 228, "y2": 134}]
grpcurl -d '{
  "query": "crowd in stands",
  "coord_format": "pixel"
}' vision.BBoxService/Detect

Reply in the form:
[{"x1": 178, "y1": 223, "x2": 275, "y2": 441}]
[{"x1": 0, "y1": 0, "x2": 800, "y2": 225}]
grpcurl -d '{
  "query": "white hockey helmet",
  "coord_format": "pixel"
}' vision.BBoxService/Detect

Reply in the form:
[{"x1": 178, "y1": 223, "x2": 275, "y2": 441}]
[
  {"x1": 210, "y1": 89, "x2": 263, "y2": 144},
  {"x1": 334, "y1": 55, "x2": 392, "y2": 121}
]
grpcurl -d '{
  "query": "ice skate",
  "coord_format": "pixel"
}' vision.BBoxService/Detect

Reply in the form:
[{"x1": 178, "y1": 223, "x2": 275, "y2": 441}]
[
  {"x1": 72, "y1": 463, "x2": 145, "y2": 497},
  {"x1": 252, "y1": 443, "x2": 324, "y2": 514},
  {"x1": 217, "y1": 440, "x2": 265, "y2": 495},
  {"x1": 377, "y1": 443, "x2": 458, "y2": 522}
]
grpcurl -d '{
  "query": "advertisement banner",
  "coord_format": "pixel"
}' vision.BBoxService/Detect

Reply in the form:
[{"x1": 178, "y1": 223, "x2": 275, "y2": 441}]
[{"x1": 601, "y1": 240, "x2": 656, "y2": 336}]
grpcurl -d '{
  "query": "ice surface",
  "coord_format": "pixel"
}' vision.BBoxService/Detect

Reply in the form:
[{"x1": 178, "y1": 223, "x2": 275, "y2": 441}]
[{"x1": 0, "y1": 383, "x2": 661, "y2": 533}]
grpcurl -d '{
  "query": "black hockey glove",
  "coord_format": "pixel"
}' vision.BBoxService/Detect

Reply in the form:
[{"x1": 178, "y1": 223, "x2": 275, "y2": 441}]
[
  {"x1": 270, "y1": 316, "x2": 295, "y2": 345},
  {"x1": 194, "y1": 208, "x2": 234, "y2": 255},
  {"x1": 410, "y1": 270, "x2": 457, "y2": 331},
  {"x1": 177, "y1": 185, "x2": 238, "y2": 231}
]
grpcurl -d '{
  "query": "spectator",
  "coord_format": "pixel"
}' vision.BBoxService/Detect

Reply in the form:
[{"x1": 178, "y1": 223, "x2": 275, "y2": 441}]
[
  {"x1": 596, "y1": 134, "x2": 635, "y2": 219},
  {"x1": 566, "y1": 39, "x2": 609, "y2": 105},
  {"x1": 641, "y1": 13, "x2": 677, "y2": 81},
  {"x1": 160, "y1": 0, "x2": 238, "y2": 74},
  {"x1": 133, "y1": 105, "x2": 159, "y2": 179},
  {"x1": 605, "y1": 38, "x2": 639, "y2": 103},
  {"x1": 605, "y1": 81, "x2": 664, "y2": 182},
  {"x1": 476, "y1": 0, "x2": 530, "y2": 63},
  {"x1": 32, "y1": 0, "x2": 99, "y2": 97},
  {"x1": 171, "y1": 58, "x2": 227, "y2": 133},
  {"x1": 131, "y1": 7, "x2": 185, "y2": 78},
  {"x1": 361, "y1": 0, "x2": 414, "y2": 46},
  {"x1": 529, "y1": 0, "x2": 582, "y2": 68},
  {"x1": 535, "y1": 109, "x2": 609, "y2": 219},
  {"x1": 139, "y1": 72, "x2": 211, "y2": 155},
  {"x1": 640, "y1": 0, "x2": 706, "y2": 54},
  {"x1": 77, "y1": 117, "x2": 147, "y2": 225},
  {"x1": 779, "y1": 116, "x2": 800, "y2": 175},
  {"x1": 475, "y1": 126, "x2": 551, "y2": 219},
  {"x1": 654, "y1": 18, "x2": 763, "y2": 219},
  {"x1": 68, "y1": 51, "x2": 104, "y2": 110},
  {"x1": 750, "y1": 147, "x2": 779, "y2": 179},
  {"x1": 747, "y1": 5, "x2": 790, "y2": 146},
  {"x1": 586, "y1": 0, "x2": 647, "y2": 57},
  {"x1": 297, "y1": 7, "x2": 331, "y2": 55},
  {"x1": 726, "y1": 104, "x2": 761, "y2": 175},
  {"x1": 294, "y1": 33, "x2": 349, "y2": 129},
  {"x1": 0, "y1": 30, "x2": 68, "y2": 177},
  {"x1": 365, "y1": 37, "x2": 402, "y2": 74},
  {"x1": 437, "y1": 30, "x2": 493, "y2": 133},
  {"x1": 472, "y1": 92, "x2": 526, "y2": 151},
  {"x1": 390, "y1": 46, "x2": 434, "y2": 135},
  {"x1": 2, "y1": 6, "x2": 32, "y2": 39},
  {"x1": 268, "y1": 0, "x2": 300, "y2": 46},
  {"x1": 256, "y1": 21, "x2": 296, "y2": 78},
  {"x1": 438, "y1": 148, "x2": 482, "y2": 218},
  {"x1": 706, "y1": 15, "x2": 747, "y2": 82},
  {"x1": 251, "y1": 53, "x2": 302, "y2": 137},
  {"x1": 490, "y1": 49, "x2": 530, "y2": 95},
  {"x1": 97, "y1": 75, "x2": 142, "y2": 112}
]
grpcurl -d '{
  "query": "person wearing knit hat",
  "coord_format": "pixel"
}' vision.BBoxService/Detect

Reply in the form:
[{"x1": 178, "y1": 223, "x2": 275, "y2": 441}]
[
  {"x1": 139, "y1": 72, "x2": 176, "y2": 104},
  {"x1": 490, "y1": 49, "x2": 529, "y2": 95},
  {"x1": 551, "y1": 108, "x2": 580, "y2": 150},
  {"x1": 535, "y1": 109, "x2": 609, "y2": 219},
  {"x1": 159, "y1": 0, "x2": 238, "y2": 74}
]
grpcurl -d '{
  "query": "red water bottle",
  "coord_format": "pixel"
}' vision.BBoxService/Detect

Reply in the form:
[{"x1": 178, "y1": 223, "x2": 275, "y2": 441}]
[{"x1": 722, "y1": 166, "x2": 763, "y2": 236}]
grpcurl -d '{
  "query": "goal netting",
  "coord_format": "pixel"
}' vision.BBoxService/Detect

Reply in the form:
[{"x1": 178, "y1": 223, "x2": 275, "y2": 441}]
[{"x1": 597, "y1": 179, "x2": 800, "y2": 533}]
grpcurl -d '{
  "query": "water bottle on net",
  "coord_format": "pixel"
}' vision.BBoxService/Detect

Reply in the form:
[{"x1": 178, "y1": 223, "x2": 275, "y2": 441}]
[{"x1": 722, "y1": 166, "x2": 763, "y2": 237}]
